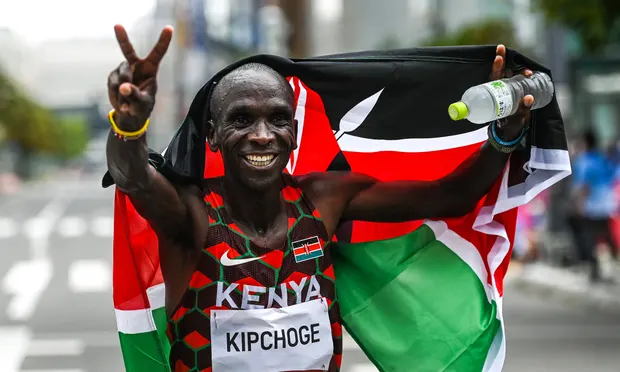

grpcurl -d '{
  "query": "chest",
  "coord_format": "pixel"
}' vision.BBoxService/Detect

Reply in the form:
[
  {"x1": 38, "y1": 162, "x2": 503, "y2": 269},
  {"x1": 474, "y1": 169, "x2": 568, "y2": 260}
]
[{"x1": 196, "y1": 187, "x2": 333, "y2": 311}]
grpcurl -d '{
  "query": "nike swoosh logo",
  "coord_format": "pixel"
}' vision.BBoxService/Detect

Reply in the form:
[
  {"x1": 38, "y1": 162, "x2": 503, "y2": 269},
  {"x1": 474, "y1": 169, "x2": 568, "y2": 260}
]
[{"x1": 220, "y1": 249, "x2": 265, "y2": 267}]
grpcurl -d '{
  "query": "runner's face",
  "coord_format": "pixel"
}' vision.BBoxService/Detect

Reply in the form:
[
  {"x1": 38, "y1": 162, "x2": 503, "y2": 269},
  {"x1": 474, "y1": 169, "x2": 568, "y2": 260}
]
[{"x1": 214, "y1": 71, "x2": 296, "y2": 189}]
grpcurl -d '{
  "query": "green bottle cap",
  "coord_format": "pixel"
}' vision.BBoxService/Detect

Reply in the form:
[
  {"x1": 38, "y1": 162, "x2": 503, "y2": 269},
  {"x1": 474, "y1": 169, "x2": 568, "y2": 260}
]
[{"x1": 448, "y1": 101, "x2": 469, "y2": 121}]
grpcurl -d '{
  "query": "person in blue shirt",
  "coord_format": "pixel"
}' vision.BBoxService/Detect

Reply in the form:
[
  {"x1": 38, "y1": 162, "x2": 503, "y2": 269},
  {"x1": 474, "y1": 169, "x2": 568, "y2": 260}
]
[{"x1": 569, "y1": 130, "x2": 619, "y2": 283}]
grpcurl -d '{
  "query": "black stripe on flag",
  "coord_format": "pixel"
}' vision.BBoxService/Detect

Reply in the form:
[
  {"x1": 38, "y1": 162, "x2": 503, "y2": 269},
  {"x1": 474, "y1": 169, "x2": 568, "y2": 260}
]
[{"x1": 292, "y1": 236, "x2": 321, "y2": 249}]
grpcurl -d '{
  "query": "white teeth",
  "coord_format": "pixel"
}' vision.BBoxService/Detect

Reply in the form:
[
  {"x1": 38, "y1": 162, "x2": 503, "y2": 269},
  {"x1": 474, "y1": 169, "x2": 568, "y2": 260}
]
[
  {"x1": 245, "y1": 154, "x2": 275, "y2": 166},
  {"x1": 246, "y1": 154, "x2": 274, "y2": 162}
]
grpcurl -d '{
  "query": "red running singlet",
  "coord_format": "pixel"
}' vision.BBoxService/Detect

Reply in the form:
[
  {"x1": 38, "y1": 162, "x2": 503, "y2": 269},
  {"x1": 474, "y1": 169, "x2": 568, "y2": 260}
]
[{"x1": 167, "y1": 174, "x2": 343, "y2": 372}]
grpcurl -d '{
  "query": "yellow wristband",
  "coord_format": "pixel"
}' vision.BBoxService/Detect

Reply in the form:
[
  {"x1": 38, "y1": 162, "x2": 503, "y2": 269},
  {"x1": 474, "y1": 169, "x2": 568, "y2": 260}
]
[{"x1": 108, "y1": 109, "x2": 150, "y2": 138}]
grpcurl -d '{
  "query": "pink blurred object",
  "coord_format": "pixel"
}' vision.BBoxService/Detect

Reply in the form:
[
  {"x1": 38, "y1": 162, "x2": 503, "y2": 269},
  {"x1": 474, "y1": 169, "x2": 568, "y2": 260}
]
[
  {"x1": 610, "y1": 181, "x2": 620, "y2": 254},
  {"x1": 0, "y1": 173, "x2": 21, "y2": 195}
]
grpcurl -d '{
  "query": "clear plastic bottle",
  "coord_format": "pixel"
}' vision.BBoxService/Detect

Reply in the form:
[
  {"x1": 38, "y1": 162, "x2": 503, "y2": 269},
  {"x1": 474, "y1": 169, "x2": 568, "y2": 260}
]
[{"x1": 448, "y1": 71, "x2": 555, "y2": 124}]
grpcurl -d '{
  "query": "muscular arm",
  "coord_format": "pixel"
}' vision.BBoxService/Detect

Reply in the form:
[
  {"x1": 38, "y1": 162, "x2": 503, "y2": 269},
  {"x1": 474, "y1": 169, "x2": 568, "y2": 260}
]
[
  {"x1": 343, "y1": 140, "x2": 509, "y2": 221},
  {"x1": 305, "y1": 45, "x2": 536, "y2": 232},
  {"x1": 303, "y1": 140, "x2": 510, "y2": 238},
  {"x1": 105, "y1": 25, "x2": 196, "y2": 240},
  {"x1": 106, "y1": 127, "x2": 188, "y2": 238}
]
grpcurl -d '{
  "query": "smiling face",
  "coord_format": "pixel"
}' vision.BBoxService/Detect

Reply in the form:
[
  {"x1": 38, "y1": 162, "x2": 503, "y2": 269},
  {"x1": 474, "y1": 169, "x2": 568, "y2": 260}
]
[{"x1": 207, "y1": 65, "x2": 297, "y2": 190}]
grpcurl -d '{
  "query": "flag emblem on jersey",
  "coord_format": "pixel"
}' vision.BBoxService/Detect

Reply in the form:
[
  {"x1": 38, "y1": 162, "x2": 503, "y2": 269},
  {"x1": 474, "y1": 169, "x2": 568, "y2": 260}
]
[{"x1": 292, "y1": 236, "x2": 324, "y2": 263}]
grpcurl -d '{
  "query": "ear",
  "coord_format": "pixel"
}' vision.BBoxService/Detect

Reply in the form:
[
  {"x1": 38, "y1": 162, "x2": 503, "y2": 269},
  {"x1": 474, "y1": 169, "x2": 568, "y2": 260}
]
[
  {"x1": 292, "y1": 118, "x2": 299, "y2": 150},
  {"x1": 206, "y1": 119, "x2": 219, "y2": 152}
]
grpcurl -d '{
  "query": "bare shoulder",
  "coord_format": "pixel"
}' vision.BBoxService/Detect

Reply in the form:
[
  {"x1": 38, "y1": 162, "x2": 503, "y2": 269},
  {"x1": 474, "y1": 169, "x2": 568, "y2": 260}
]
[{"x1": 293, "y1": 172, "x2": 378, "y2": 237}]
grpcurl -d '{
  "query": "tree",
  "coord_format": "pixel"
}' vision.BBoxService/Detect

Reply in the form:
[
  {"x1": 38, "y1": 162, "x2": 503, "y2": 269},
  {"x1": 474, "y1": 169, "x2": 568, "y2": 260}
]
[
  {"x1": 424, "y1": 19, "x2": 517, "y2": 47},
  {"x1": 54, "y1": 115, "x2": 89, "y2": 159},
  {"x1": 0, "y1": 72, "x2": 56, "y2": 152},
  {"x1": 533, "y1": 0, "x2": 620, "y2": 53},
  {"x1": 0, "y1": 70, "x2": 89, "y2": 177}
]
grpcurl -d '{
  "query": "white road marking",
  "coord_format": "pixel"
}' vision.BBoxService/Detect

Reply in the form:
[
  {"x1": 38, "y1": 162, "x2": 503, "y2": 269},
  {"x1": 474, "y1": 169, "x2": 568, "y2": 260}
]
[
  {"x1": 56, "y1": 216, "x2": 88, "y2": 238},
  {"x1": 68, "y1": 260, "x2": 111, "y2": 293},
  {"x1": 23, "y1": 198, "x2": 66, "y2": 260},
  {"x1": 0, "y1": 217, "x2": 18, "y2": 239},
  {"x1": 24, "y1": 331, "x2": 120, "y2": 348},
  {"x1": 26, "y1": 339, "x2": 85, "y2": 356},
  {"x1": 0, "y1": 326, "x2": 32, "y2": 372},
  {"x1": 91, "y1": 216, "x2": 113, "y2": 237},
  {"x1": 1, "y1": 259, "x2": 53, "y2": 321}
]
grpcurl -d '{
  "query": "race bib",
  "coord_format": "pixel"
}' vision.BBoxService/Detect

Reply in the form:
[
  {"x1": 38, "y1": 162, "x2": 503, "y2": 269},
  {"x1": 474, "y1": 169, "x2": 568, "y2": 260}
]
[{"x1": 210, "y1": 298, "x2": 333, "y2": 372}]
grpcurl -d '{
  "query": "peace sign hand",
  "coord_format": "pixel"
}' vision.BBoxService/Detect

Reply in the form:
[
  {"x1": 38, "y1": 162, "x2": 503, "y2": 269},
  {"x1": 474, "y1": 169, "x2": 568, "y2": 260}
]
[{"x1": 107, "y1": 24, "x2": 173, "y2": 131}]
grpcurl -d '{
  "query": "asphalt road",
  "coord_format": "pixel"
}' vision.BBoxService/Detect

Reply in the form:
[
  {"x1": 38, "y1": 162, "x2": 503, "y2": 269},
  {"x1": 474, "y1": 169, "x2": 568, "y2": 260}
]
[{"x1": 1, "y1": 176, "x2": 619, "y2": 372}]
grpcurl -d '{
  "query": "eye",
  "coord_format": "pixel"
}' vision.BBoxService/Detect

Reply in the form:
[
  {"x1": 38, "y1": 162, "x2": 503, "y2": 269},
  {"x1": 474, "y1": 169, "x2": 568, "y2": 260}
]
[
  {"x1": 232, "y1": 114, "x2": 250, "y2": 126},
  {"x1": 271, "y1": 114, "x2": 290, "y2": 126}
]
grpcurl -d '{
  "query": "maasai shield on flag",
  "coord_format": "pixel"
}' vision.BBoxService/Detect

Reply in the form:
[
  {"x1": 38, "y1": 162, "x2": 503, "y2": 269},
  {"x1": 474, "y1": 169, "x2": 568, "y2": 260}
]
[
  {"x1": 104, "y1": 46, "x2": 571, "y2": 372},
  {"x1": 292, "y1": 237, "x2": 325, "y2": 263}
]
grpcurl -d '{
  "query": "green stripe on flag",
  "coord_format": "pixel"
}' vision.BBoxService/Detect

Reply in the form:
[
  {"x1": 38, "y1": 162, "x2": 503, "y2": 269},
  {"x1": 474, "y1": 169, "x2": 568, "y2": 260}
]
[
  {"x1": 333, "y1": 224, "x2": 500, "y2": 372},
  {"x1": 118, "y1": 331, "x2": 169, "y2": 372},
  {"x1": 117, "y1": 306, "x2": 171, "y2": 372}
]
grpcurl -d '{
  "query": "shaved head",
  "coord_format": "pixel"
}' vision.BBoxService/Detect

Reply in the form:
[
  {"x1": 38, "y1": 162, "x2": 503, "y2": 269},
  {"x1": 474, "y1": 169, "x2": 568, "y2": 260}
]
[
  {"x1": 209, "y1": 63, "x2": 295, "y2": 123},
  {"x1": 204, "y1": 62, "x2": 298, "y2": 191}
]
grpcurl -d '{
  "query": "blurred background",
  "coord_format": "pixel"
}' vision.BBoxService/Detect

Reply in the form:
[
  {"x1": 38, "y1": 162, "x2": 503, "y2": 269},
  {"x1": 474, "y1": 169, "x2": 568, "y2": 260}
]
[{"x1": 1, "y1": 0, "x2": 620, "y2": 371}]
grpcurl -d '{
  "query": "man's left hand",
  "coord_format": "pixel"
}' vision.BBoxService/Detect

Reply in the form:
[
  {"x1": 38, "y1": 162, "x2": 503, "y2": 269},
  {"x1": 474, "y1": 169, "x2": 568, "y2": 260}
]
[{"x1": 490, "y1": 44, "x2": 533, "y2": 141}]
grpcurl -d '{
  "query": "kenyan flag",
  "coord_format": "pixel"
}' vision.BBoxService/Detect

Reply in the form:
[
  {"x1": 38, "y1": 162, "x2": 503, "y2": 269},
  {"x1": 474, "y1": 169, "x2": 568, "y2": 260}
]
[
  {"x1": 105, "y1": 46, "x2": 571, "y2": 372},
  {"x1": 112, "y1": 191, "x2": 169, "y2": 371}
]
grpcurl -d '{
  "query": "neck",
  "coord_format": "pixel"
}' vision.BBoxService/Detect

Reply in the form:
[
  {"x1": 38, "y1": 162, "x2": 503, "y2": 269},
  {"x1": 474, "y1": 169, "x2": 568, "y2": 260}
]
[{"x1": 222, "y1": 176, "x2": 284, "y2": 234}]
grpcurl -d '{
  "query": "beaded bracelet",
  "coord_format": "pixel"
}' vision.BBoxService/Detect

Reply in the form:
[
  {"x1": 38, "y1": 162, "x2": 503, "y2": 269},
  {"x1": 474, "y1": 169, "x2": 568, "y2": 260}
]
[
  {"x1": 487, "y1": 120, "x2": 526, "y2": 153},
  {"x1": 108, "y1": 109, "x2": 150, "y2": 141}
]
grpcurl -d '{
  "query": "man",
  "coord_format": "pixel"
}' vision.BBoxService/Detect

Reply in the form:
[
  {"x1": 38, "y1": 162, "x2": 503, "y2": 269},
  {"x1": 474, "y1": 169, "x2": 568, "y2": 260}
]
[
  {"x1": 106, "y1": 24, "x2": 534, "y2": 372},
  {"x1": 569, "y1": 130, "x2": 618, "y2": 283}
]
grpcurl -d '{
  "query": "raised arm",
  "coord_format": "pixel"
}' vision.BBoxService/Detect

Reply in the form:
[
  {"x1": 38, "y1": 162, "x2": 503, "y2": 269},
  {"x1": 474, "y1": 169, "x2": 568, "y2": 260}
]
[
  {"x1": 339, "y1": 129, "x2": 526, "y2": 223},
  {"x1": 106, "y1": 25, "x2": 189, "y2": 238},
  {"x1": 304, "y1": 45, "x2": 534, "y2": 234}
]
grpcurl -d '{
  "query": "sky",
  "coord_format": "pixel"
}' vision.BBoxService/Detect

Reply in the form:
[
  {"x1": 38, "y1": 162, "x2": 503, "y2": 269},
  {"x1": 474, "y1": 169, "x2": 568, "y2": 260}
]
[{"x1": 0, "y1": 0, "x2": 155, "y2": 44}]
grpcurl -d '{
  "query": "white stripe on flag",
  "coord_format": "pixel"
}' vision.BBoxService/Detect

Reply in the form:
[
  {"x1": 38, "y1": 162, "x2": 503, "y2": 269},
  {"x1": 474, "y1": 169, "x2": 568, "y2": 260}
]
[
  {"x1": 424, "y1": 220, "x2": 493, "y2": 302},
  {"x1": 350, "y1": 365, "x2": 379, "y2": 372},
  {"x1": 423, "y1": 219, "x2": 506, "y2": 371},
  {"x1": 146, "y1": 283, "x2": 166, "y2": 310},
  {"x1": 115, "y1": 308, "x2": 156, "y2": 334},
  {"x1": 482, "y1": 319, "x2": 505, "y2": 372},
  {"x1": 116, "y1": 284, "x2": 166, "y2": 334},
  {"x1": 337, "y1": 126, "x2": 487, "y2": 153},
  {"x1": 476, "y1": 147, "x2": 571, "y2": 221}
]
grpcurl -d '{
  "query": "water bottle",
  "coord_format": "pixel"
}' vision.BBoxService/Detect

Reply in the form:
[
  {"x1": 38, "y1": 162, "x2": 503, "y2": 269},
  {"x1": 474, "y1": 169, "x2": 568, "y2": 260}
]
[{"x1": 448, "y1": 72, "x2": 555, "y2": 124}]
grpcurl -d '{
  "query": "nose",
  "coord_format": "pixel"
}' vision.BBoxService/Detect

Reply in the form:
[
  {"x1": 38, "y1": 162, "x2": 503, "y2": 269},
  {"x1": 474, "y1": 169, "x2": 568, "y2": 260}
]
[{"x1": 247, "y1": 120, "x2": 275, "y2": 146}]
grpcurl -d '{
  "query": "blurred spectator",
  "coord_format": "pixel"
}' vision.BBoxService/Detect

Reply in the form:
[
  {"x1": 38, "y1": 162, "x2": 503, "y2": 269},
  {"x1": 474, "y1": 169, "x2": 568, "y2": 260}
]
[
  {"x1": 568, "y1": 130, "x2": 619, "y2": 283},
  {"x1": 513, "y1": 191, "x2": 548, "y2": 263}
]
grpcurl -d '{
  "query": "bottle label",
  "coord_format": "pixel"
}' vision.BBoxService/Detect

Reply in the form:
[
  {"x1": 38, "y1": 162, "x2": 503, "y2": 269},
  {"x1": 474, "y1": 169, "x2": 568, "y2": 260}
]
[{"x1": 484, "y1": 80, "x2": 513, "y2": 120}]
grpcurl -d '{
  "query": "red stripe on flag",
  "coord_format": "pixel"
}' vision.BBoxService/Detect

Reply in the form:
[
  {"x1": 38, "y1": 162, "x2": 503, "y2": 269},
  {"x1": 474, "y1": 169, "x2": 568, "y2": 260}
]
[
  {"x1": 113, "y1": 191, "x2": 163, "y2": 311},
  {"x1": 204, "y1": 149, "x2": 224, "y2": 178},
  {"x1": 342, "y1": 143, "x2": 484, "y2": 181},
  {"x1": 287, "y1": 79, "x2": 342, "y2": 175},
  {"x1": 293, "y1": 247, "x2": 307, "y2": 256},
  {"x1": 307, "y1": 242, "x2": 322, "y2": 253},
  {"x1": 342, "y1": 143, "x2": 484, "y2": 243}
]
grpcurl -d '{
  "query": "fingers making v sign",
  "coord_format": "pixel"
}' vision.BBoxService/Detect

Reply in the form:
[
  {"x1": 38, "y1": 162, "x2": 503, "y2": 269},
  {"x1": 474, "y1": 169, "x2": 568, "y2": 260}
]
[{"x1": 107, "y1": 24, "x2": 173, "y2": 130}]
